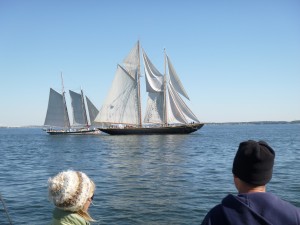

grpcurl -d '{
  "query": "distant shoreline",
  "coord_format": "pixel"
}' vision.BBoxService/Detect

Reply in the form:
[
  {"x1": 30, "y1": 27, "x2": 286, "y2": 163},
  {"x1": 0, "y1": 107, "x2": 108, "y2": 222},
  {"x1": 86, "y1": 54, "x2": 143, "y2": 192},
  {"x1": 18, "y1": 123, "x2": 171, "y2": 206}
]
[
  {"x1": 1, "y1": 120, "x2": 299, "y2": 128},
  {"x1": 206, "y1": 120, "x2": 300, "y2": 125}
]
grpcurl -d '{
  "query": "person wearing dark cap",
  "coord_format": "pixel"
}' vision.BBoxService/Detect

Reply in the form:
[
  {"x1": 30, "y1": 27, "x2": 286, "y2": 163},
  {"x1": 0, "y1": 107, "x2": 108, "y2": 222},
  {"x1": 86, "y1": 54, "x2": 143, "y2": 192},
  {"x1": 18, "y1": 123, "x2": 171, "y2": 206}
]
[{"x1": 201, "y1": 140, "x2": 300, "y2": 225}]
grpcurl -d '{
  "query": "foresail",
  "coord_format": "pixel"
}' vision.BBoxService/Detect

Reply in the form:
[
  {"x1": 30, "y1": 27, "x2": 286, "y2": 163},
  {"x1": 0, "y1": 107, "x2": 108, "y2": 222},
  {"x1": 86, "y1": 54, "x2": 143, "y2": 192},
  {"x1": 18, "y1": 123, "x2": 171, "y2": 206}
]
[
  {"x1": 143, "y1": 92, "x2": 164, "y2": 124},
  {"x1": 167, "y1": 55, "x2": 190, "y2": 100},
  {"x1": 86, "y1": 96, "x2": 99, "y2": 125},
  {"x1": 167, "y1": 83, "x2": 200, "y2": 124},
  {"x1": 69, "y1": 90, "x2": 86, "y2": 126},
  {"x1": 142, "y1": 49, "x2": 164, "y2": 93},
  {"x1": 94, "y1": 65, "x2": 139, "y2": 125},
  {"x1": 44, "y1": 88, "x2": 68, "y2": 127}
]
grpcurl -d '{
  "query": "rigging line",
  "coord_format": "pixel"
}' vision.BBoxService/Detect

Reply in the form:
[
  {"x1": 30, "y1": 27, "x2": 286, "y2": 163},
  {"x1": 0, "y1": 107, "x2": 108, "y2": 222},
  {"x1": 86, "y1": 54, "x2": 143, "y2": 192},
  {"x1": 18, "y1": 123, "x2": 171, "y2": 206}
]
[{"x1": 0, "y1": 193, "x2": 13, "y2": 225}]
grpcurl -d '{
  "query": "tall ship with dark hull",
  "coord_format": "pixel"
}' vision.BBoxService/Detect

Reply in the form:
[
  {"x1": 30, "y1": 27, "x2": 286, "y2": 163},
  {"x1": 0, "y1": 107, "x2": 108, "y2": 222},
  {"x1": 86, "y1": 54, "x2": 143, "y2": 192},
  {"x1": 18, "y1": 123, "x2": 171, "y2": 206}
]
[
  {"x1": 95, "y1": 41, "x2": 204, "y2": 135},
  {"x1": 44, "y1": 75, "x2": 100, "y2": 135}
]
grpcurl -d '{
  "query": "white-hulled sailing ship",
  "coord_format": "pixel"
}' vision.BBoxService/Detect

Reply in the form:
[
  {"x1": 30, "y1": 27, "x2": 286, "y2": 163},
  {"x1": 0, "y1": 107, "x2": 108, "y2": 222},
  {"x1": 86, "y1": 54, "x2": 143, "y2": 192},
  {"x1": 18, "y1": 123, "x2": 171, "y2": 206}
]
[
  {"x1": 95, "y1": 41, "x2": 204, "y2": 135},
  {"x1": 44, "y1": 75, "x2": 100, "y2": 135}
]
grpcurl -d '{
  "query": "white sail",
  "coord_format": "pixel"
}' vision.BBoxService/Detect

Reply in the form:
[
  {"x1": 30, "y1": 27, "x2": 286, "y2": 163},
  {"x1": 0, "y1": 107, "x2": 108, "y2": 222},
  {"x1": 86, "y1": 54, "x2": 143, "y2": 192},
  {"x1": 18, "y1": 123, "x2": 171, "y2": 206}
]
[
  {"x1": 94, "y1": 65, "x2": 138, "y2": 125},
  {"x1": 95, "y1": 42, "x2": 141, "y2": 126},
  {"x1": 86, "y1": 96, "x2": 99, "y2": 125},
  {"x1": 142, "y1": 50, "x2": 199, "y2": 125},
  {"x1": 142, "y1": 50, "x2": 165, "y2": 124},
  {"x1": 142, "y1": 49, "x2": 164, "y2": 93},
  {"x1": 167, "y1": 55, "x2": 190, "y2": 100},
  {"x1": 69, "y1": 90, "x2": 87, "y2": 126},
  {"x1": 123, "y1": 42, "x2": 140, "y2": 79},
  {"x1": 143, "y1": 92, "x2": 164, "y2": 124},
  {"x1": 167, "y1": 83, "x2": 200, "y2": 124},
  {"x1": 44, "y1": 88, "x2": 70, "y2": 127}
]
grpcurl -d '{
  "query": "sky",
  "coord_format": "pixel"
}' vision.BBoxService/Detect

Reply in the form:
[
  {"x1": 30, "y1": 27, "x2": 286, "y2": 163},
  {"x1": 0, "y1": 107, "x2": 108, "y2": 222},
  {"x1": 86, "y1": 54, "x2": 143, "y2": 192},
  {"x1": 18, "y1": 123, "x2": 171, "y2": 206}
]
[{"x1": 0, "y1": 0, "x2": 299, "y2": 126}]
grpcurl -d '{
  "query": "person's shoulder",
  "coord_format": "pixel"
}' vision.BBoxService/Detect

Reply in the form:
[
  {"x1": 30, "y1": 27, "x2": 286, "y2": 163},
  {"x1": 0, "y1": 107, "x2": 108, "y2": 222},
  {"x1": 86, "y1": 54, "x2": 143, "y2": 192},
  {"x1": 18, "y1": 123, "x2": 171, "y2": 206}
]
[
  {"x1": 247, "y1": 192, "x2": 300, "y2": 218},
  {"x1": 59, "y1": 214, "x2": 87, "y2": 225},
  {"x1": 271, "y1": 193, "x2": 300, "y2": 211},
  {"x1": 262, "y1": 192, "x2": 299, "y2": 208},
  {"x1": 51, "y1": 208, "x2": 88, "y2": 225},
  {"x1": 262, "y1": 192, "x2": 300, "y2": 221}
]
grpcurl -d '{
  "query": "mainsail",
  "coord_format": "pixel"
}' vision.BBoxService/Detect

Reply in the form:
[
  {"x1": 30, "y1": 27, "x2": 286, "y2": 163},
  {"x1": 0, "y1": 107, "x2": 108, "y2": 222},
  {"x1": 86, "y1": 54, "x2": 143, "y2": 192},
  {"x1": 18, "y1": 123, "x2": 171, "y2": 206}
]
[
  {"x1": 69, "y1": 89, "x2": 99, "y2": 127},
  {"x1": 69, "y1": 90, "x2": 88, "y2": 126},
  {"x1": 95, "y1": 41, "x2": 201, "y2": 131},
  {"x1": 44, "y1": 88, "x2": 70, "y2": 128},
  {"x1": 95, "y1": 42, "x2": 140, "y2": 126}
]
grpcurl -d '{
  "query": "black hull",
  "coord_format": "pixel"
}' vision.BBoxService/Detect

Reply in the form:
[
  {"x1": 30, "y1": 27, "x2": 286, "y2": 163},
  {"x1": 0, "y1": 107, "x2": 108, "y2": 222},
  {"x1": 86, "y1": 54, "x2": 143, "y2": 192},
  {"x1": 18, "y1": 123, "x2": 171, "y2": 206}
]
[
  {"x1": 46, "y1": 129, "x2": 100, "y2": 135},
  {"x1": 99, "y1": 123, "x2": 204, "y2": 135}
]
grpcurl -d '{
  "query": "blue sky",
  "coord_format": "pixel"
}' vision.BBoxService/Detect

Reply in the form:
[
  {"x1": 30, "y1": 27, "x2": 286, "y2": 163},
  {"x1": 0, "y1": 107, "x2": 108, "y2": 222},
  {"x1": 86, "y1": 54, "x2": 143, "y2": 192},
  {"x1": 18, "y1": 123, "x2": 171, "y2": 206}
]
[{"x1": 0, "y1": 0, "x2": 299, "y2": 126}]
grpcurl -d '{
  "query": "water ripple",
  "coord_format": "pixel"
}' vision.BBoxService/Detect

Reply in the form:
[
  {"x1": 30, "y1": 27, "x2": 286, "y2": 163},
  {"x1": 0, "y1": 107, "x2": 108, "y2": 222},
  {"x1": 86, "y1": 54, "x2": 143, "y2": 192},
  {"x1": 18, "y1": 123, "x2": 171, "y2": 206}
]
[{"x1": 0, "y1": 124, "x2": 299, "y2": 224}]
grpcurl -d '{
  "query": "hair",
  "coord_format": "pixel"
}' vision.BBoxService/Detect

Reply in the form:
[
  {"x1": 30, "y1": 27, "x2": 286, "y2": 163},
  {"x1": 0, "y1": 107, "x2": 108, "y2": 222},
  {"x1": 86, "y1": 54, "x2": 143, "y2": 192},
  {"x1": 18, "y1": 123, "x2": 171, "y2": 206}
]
[{"x1": 77, "y1": 180, "x2": 96, "y2": 222}]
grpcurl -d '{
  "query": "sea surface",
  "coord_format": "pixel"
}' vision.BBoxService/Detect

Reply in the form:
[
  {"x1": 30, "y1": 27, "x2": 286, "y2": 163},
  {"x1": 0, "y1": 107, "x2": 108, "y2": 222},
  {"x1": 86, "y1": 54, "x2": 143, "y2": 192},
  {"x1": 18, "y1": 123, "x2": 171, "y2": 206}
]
[{"x1": 0, "y1": 124, "x2": 300, "y2": 225}]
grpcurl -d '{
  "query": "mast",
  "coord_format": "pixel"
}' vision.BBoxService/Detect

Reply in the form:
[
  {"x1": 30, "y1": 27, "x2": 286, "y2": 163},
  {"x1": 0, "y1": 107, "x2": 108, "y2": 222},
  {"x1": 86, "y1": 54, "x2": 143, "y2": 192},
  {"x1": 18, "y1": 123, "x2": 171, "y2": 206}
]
[
  {"x1": 61, "y1": 73, "x2": 71, "y2": 129},
  {"x1": 163, "y1": 48, "x2": 167, "y2": 126},
  {"x1": 137, "y1": 41, "x2": 142, "y2": 127},
  {"x1": 80, "y1": 88, "x2": 89, "y2": 127}
]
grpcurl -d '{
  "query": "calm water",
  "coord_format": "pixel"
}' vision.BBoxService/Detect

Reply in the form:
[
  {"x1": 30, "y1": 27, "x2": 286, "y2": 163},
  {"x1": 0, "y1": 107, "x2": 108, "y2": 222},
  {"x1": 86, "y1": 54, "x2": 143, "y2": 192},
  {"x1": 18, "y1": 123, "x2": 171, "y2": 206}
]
[{"x1": 0, "y1": 124, "x2": 300, "y2": 225}]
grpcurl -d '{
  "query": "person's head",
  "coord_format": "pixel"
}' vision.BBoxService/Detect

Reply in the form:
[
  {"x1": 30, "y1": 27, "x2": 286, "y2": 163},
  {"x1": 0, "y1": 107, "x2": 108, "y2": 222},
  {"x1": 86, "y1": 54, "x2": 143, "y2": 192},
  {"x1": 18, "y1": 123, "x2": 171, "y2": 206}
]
[
  {"x1": 232, "y1": 140, "x2": 275, "y2": 191},
  {"x1": 48, "y1": 170, "x2": 95, "y2": 221}
]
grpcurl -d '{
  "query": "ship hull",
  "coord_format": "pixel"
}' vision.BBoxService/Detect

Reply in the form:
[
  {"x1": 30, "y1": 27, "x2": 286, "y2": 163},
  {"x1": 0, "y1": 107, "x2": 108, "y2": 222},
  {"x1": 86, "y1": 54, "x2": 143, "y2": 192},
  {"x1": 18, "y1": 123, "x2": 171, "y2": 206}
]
[
  {"x1": 99, "y1": 123, "x2": 204, "y2": 135},
  {"x1": 46, "y1": 129, "x2": 100, "y2": 135}
]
